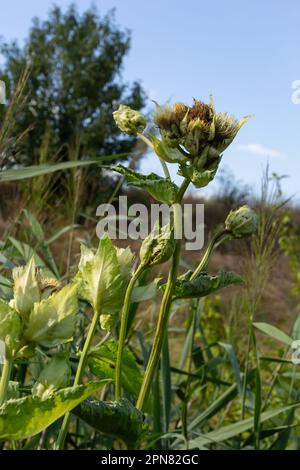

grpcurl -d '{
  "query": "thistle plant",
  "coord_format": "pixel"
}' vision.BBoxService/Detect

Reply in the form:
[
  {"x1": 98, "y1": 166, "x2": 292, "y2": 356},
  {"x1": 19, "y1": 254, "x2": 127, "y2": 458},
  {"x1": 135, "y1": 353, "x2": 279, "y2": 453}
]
[
  {"x1": 0, "y1": 96, "x2": 260, "y2": 450},
  {"x1": 112, "y1": 97, "x2": 256, "y2": 411}
]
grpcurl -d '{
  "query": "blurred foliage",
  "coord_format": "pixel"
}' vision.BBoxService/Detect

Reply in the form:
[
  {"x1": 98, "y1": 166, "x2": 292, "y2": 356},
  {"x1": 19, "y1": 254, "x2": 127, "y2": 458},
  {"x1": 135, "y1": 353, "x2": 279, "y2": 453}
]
[{"x1": 0, "y1": 4, "x2": 145, "y2": 207}]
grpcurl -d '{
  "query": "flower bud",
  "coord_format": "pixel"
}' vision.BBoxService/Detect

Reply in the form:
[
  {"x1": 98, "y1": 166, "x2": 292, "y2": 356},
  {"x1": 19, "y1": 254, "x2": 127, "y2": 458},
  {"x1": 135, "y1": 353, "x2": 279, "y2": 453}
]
[
  {"x1": 140, "y1": 223, "x2": 175, "y2": 267},
  {"x1": 113, "y1": 104, "x2": 147, "y2": 135},
  {"x1": 225, "y1": 205, "x2": 258, "y2": 238}
]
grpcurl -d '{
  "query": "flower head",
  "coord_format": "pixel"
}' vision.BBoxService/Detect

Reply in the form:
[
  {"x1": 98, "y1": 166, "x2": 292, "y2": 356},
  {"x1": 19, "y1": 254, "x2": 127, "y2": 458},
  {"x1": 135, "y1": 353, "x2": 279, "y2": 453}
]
[
  {"x1": 113, "y1": 104, "x2": 147, "y2": 135},
  {"x1": 154, "y1": 97, "x2": 249, "y2": 157},
  {"x1": 225, "y1": 205, "x2": 258, "y2": 238}
]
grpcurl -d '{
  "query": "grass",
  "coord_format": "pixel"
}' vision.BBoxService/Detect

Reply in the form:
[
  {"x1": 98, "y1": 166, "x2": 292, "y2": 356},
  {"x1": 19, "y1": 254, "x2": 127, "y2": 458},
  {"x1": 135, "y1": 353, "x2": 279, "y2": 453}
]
[{"x1": 0, "y1": 94, "x2": 300, "y2": 451}]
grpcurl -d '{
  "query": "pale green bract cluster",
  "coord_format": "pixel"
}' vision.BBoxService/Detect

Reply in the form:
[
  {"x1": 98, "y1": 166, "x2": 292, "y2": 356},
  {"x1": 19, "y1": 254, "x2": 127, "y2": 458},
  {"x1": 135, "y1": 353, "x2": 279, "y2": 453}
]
[
  {"x1": 113, "y1": 105, "x2": 147, "y2": 136},
  {"x1": 76, "y1": 234, "x2": 134, "y2": 331},
  {"x1": 140, "y1": 223, "x2": 175, "y2": 267},
  {"x1": 0, "y1": 257, "x2": 78, "y2": 360},
  {"x1": 225, "y1": 205, "x2": 259, "y2": 239}
]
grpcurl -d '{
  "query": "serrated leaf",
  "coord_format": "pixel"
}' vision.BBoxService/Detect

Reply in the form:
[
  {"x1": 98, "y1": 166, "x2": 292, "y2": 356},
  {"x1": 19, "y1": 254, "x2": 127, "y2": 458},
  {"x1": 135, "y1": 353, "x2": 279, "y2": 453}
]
[
  {"x1": 0, "y1": 382, "x2": 105, "y2": 440},
  {"x1": 73, "y1": 398, "x2": 144, "y2": 444},
  {"x1": 111, "y1": 165, "x2": 178, "y2": 204},
  {"x1": 171, "y1": 271, "x2": 243, "y2": 299}
]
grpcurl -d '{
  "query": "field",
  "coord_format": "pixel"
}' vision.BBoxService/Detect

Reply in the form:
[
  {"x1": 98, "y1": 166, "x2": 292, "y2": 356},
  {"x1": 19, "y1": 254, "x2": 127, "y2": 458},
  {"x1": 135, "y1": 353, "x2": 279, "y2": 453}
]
[{"x1": 0, "y1": 4, "x2": 300, "y2": 452}]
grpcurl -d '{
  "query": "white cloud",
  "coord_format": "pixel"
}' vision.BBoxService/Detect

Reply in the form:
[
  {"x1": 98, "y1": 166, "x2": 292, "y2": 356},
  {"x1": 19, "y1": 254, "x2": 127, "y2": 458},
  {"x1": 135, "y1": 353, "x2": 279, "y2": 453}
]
[{"x1": 236, "y1": 143, "x2": 286, "y2": 159}]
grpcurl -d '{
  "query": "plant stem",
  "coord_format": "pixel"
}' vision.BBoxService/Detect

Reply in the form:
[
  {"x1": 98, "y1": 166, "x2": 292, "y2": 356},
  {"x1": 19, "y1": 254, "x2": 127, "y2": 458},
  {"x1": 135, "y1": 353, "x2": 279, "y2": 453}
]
[
  {"x1": 190, "y1": 230, "x2": 228, "y2": 280},
  {"x1": 136, "y1": 178, "x2": 189, "y2": 411},
  {"x1": 0, "y1": 359, "x2": 12, "y2": 406},
  {"x1": 137, "y1": 132, "x2": 171, "y2": 179},
  {"x1": 115, "y1": 263, "x2": 146, "y2": 400},
  {"x1": 56, "y1": 307, "x2": 101, "y2": 450}
]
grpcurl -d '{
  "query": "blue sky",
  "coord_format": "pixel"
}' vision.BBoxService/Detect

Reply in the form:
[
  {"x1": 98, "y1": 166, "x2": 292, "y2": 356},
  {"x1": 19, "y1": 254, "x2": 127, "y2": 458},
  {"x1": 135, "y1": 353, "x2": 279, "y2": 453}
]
[{"x1": 0, "y1": 0, "x2": 299, "y2": 199}]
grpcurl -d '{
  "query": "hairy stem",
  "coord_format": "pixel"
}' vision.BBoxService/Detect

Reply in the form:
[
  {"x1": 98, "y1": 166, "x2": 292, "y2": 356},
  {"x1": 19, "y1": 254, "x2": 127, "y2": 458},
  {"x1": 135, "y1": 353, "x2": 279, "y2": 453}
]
[
  {"x1": 136, "y1": 178, "x2": 189, "y2": 411},
  {"x1": 115, "y1": 263, "x2": 146, "y2": 400},
  {"x1": 0, "y1": 358, "x2": 12, "y2": 406},
  {"x1": 56, "y1": 307, "x2": 101, "y2": 450}
]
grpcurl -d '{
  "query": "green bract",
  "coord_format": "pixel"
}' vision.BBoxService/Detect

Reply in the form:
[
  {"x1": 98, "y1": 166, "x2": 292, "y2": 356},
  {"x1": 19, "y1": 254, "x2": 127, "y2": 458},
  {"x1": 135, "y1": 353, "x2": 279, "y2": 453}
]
[
  {"x1": 10, "y1": 258, "x2": 40, "y2": 320},
  {"x1": 225, "y1": 205, "x2": 258, "y2": 239},
  {"x1": 76, "y1": 234, "x2": 134, "y2": 331},
  {"x1": 140, "y1": 223, "x2": 175, "y2": 267},
  {"x1": 113, "y1": 104, "x2": 147, "y2": 135},
  {"x1": 0, "y1": 299, "x2": 21, "y2": 358},
  {"x1": 24, "y1": 283, "x2": 78, "y2": 347}
]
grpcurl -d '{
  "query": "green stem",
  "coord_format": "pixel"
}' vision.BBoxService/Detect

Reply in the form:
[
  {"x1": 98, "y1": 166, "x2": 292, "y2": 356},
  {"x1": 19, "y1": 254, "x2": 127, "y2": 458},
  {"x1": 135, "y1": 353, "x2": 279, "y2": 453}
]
[
  {"x1": 56, "y1": 307, "x2": 101, "y2": 450},
  {"x1": 137, "y1": 132, "x2": 170, "y2": 179},
  {"x1": 136, "y1": 178, "x2": 189, "y2": 411},
  {"x1": 115, "y1": 263, "x2": 146, "y2": 400},
  {"x1": 190, "y1": 230, "x2": 228, "y2": 280},
  {"x1": 0, "y1": 359, "x2": 12, "y2": 406}
]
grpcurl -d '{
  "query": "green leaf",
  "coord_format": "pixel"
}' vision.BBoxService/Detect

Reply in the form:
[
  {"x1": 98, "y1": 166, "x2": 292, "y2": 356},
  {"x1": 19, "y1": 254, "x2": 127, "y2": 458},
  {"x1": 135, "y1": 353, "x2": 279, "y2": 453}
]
[
  {"x1": 131, "y1": 278, "x2": 161, "y2": 303},
  {"x1": 292, "y1": 314, "x2": 300, "y2": 340},
  {"x1": 219, "y1": 342, "x2": 242, "y2": 396},
  {"x1": 179, "y1": 164, "x2": 219, "y2": 188},
  {"x1": 76, "y1": 235, "x2": 133, "y2": 331},
  {"x1": 171, "y1": 271, "x2": 243, "y2": 299},
  {"x1": 111, "y1": 165, "x2": 178, "y2": 204},
  {"x1": 0, "y1": 155, "x2": 125, "y2": 182},
  {"x1": 22, "y1": 209, "x2": 45, "y2": 243},
  {"x1": 253, "y1": 322, "x2": 293, "y2": 346},
  {"x1": 32, "y1": 353, "x2": 71, "y2": 400},
  {"x1": 24, "y1": 283, "x2": 78, "y2": 347},
  {"x1": 8, "y1": 238, "x2": 55, "y2": 278},
  {"x1": 88, "y1": 340, "x2": 142, "y2": 400},
  {"x1": 73, "y1": 398, "x2": 144, "y2": 444},
  {"x1": 0, "y1": 382, "x2": 104, "y2": 440},
  {"x1": 189, "y1": 402, "x2": 300, "y2": 448}
]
